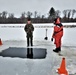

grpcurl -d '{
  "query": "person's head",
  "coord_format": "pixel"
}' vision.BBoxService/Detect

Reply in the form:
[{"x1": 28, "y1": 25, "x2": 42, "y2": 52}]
[
  {"x1": 27, "y1": 20, "x2": 31, "y2": 24},
  {"x1": 53, "y1": 17, "x2": 61, "y2": 25},
  {"x1": 27, "y1": 17, "x2": 31, "y2": 24}
]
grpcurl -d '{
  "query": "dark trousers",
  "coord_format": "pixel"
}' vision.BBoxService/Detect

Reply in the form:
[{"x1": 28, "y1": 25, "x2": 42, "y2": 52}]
[{"x1": 27, "y1": 37, "x2": 33, "y2": 46}]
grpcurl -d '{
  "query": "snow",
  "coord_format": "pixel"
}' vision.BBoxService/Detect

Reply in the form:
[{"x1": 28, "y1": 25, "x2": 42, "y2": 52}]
[
  {"x1": 0, "y1": 23, "x2": 76, "y2": 75},
  {"x1": 0, "y1": 23, "x2": 76, "y2": 46}
]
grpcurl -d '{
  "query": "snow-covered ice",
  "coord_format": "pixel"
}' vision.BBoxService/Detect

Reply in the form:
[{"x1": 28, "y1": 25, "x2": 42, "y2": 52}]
[{"x1": 0, "y1": 23, "x2": 76, "y2": 75}]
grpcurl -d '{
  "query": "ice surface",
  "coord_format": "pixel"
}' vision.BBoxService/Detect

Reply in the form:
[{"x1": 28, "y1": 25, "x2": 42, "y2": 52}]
[
  {"x1": 0, "y1": 23, "x2": 76, "y2": 75},
  {"x1": 0, "y1": 23, "x2": 76, "y2": 46}
]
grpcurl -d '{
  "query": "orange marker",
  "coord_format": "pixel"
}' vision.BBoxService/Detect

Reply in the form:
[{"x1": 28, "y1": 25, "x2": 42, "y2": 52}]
[{"x1": 57, "y1": 58, "x2": 68, "y2": 75}]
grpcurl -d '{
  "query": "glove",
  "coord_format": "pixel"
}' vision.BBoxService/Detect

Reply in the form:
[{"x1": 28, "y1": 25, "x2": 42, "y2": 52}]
[{"x1": 51, "y1": 38, "x2": 53, "y2": 41}]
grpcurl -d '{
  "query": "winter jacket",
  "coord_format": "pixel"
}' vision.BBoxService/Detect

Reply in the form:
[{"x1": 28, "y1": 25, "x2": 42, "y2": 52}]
[
  {"x1": 52, "y1": 24, "x2": 63, "y2": 38},
  {"x1": 24, "y1": 24, "x2": 34, "y2": 37}
]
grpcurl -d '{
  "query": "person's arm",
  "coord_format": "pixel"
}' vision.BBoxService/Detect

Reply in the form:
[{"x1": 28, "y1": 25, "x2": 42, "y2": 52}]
[
  {"x1": 24, "y1": 24, "x2": 28, "y2": 32},
  {"x1": 52, "y1": 26, "x2": 57, "y2": 37},
  {"x1": 31, "y1": 24, "x2": 34, "y2": 31},
  {"x1": 56, "y1": 24, "x2": 63, "y2": 32},
  {"x1": 51, "y1": 27, "x2": 55, "y2": 41},
  {"x1": 58, "y1": 26, "x2": 63, "y2": 32},
  {"x1": 53, "y1": 26, "x2": 63, "y2": 36}
]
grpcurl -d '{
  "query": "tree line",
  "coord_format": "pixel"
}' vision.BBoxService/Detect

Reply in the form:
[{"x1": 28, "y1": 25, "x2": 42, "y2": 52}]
[{"x1": 0, "y1": 7, "x2": 76, "y2": 23}]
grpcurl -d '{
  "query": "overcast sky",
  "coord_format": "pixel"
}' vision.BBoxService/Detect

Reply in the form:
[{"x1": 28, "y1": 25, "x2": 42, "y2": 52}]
[{"x1": 0, "y1": 0, "x2": 76, "y2": 17}]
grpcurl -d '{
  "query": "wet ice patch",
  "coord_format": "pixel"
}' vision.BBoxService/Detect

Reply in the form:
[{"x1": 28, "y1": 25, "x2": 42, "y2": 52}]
[{"x1": 0, "y1": 47, "x2": 47, "y2": 59}]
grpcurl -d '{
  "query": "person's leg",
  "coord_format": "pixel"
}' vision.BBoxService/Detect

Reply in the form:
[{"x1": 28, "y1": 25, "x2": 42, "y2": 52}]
[
  {"x1": 55, "y1": 38, "x2": 60, "y2": 48},
  {"x1": 59, "y1": 37, "x2": 62, "y2": 51},
  {"x1": 27, "y1": 37, "x2": 29, "y2": 46},
  {"x1": 53, "y1": 37, "x2": 60, "y2": 52},
  {"x1": 30, "y1": 37, "x2": 33, "y2": 46}
]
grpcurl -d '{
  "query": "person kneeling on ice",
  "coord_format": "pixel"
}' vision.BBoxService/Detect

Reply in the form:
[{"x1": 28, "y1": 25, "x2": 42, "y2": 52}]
[
  {"x1": 51, "y1": 17, "x2": 63, "y2": 53},
  {"x1": 24, "y1": 17, "x2": 34, "y2": 46}
]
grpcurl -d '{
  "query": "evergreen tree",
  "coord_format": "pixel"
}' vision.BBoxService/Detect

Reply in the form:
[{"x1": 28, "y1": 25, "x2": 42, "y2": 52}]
[{"x1": 49, "y1": 7, "x2": 56, "y2": 19}]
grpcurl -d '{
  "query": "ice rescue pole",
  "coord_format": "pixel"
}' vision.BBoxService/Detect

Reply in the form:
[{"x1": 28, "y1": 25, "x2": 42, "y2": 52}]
[{"x1": 44, "y1": 29, "x2": 48, "y2": 40}]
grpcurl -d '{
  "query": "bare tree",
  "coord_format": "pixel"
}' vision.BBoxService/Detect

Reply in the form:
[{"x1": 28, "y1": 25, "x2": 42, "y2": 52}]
[
  {"x1": 8, "y1": 13, "x2": 14, "y2": 18},
  {"x1": 26, "y1": 11, "x2": 32, "y2": 18},
  {"x1": 0, "y1": 13, "x2": 2, "y2": 18},
  {"x1": 21, "y1": 12, "x2": 26, "y2": 18},
  {"x1": 71, "y1": 9, "x2": 76, "y2": 18},
  {"x1": 2, "y1": 11, "x2": 7, "y2": 18},
  {"x1": 42, "y1": 15, "x2": 45, "y2": 19},
  {"x1": 63, "y1": 10, "x2": 67, "y2": 18},
  {"x1": 67, "y1": 10, "x2": 71, "y2": 19},
  {"x1": 55, "y1": 10, "x2": 61, "y2": 17},
  {"x1": 36, "y1": 12, "x2": 41, "y2": 19},
  {"x1": 63, "y1": 9, "x2": 76, "y2": 19},
  {"x1": 34, "y1": 11, "x2": 37, "y2": 18}
]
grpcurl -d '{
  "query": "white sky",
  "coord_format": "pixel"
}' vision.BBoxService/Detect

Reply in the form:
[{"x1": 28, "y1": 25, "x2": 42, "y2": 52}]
[{"x1": 0, "y1": 0, "x2": 76, "y2": 17}]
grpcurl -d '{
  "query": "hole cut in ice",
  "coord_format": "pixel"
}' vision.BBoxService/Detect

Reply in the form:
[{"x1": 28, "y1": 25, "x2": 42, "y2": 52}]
[{"x1": 0, "y1": 47, "x2": 47, "y2": 59}]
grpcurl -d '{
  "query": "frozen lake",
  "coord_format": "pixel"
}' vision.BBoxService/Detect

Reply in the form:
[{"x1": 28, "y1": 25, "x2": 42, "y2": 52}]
[
  {"x1": 0, "y1": 23, "x2": 76, "y2": 47},
  {"x1": 0, "y1": 23, "x2": 76, "y2": 75}
]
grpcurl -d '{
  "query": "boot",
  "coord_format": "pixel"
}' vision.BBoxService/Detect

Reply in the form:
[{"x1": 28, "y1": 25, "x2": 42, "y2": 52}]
[
  {"x1": 53, "y1": 47, "x2": 60, "y2": 53},
  {"x1": 53, "y1": 48, "x2": 58, "y2": 53},
  {"x1": 58, "y1": 47, "x2": 61, "y2": 52}
]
